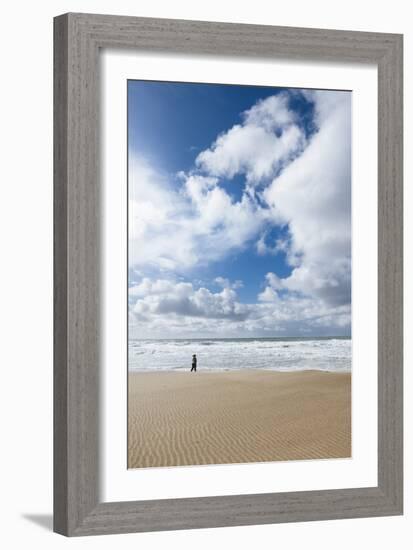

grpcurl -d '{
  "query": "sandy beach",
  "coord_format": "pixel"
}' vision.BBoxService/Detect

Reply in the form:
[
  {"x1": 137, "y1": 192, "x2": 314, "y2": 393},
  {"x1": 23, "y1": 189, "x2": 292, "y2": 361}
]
[{"x1": 128, "y1": 370, "x2": 351, "y2": 469}]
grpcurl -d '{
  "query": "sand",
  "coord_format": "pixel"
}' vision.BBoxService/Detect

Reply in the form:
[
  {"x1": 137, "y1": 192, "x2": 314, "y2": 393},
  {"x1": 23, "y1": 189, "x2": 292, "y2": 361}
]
[{"x1": 128, "y1": 370, "x2": 351, "y2": 469}]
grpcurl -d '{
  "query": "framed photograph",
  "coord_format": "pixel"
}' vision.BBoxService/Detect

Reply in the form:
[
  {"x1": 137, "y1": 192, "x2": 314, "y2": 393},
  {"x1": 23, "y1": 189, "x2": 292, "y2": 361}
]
[{"x1": 54, "y1": 13, "x2": 403, "y2": 536}]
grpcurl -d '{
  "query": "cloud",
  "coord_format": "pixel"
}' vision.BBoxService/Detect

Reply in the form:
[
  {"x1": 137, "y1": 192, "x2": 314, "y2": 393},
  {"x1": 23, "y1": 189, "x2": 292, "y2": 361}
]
[
  {"x1": 129, "y1": 157, "x2": 194, "y2": 271},
  {"x1": 262, "y1": 90, "x2": 351, "y2": 307},
  {"x1": 183, "y1": 174, "x2": 266, "y2": 251},
  {"x1": 256, "y1": 231, "x2": 291, "y2": 257},
  {"x1": 214, "y1": 277, "x2": 243, "y2": 289},
  {"x1": 128, "y1": 89, "x2": 352, "y2": 336},
  {"x1": 129, "y1": 277, "x2": 351, "y2": 338},
  {"x1": 129, "y1": 157, "x2": 268, "y2": 274},
  {"x1": 131, "y1": 278, "x2": 249, "y2": 322},
  {"x1": 195, "y1": 93, "x2": 306, "y2": 185}
]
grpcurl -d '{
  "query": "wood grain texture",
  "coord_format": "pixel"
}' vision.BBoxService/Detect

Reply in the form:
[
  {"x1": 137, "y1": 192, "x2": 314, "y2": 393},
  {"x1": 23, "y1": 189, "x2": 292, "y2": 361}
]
[
  {"x1": 53, "y1": 14, "x2": 68, "y2": 535},
  {"x1": 53, "y1": 13, "x2": 403, "y2": 536},
  {"x1": 377, "y1": 32, "x2": 403, "y2": 509}
]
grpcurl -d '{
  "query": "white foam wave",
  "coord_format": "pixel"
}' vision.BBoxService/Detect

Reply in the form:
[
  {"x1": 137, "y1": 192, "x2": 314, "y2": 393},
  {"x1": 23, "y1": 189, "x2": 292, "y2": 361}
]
[{"x1": 128, "y1": 337, "x2": 351, "y2": 373}]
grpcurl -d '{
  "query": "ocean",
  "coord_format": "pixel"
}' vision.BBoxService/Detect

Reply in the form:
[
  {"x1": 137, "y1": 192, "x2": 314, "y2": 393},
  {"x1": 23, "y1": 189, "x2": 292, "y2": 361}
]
[{"x1": 128, "y1": 336, "x2": 351, "y2": 373}]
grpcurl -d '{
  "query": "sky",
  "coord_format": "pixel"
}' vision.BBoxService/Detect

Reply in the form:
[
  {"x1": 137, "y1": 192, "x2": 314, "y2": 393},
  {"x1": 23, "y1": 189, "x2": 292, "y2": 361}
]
[{"x1": 127, "y1": 80, "x2": 351, "y2": 339}]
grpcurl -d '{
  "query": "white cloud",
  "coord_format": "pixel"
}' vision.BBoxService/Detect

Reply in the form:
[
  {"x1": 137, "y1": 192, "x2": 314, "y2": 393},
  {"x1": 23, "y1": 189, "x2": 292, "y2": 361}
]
[
  {"x1": 214, "y1": 277, "x2": 243, "y2": 289},
  {"x1": 262, "y1": 90, "x2": 351, "y2": 307},
  {"x1": 257, "y1": 286, "x2": 279, "y2": 303},
  {"x1": 129, "y1": 89, "x2": 352, "y2": 336},
  {"x1": 129, "y1": 157, "x2": 194, "y2": 271},
  {"x1": 183, "y1": 173, "x2": 266, "y2": 251},
  {"x1": 131, "y1": 278, "x2": 249, "y2": 322},
  {"x1": 129, "y1": 157, "x2": 268, "y2": 273},
  {"x1": 244, "y1": 94, "x2": 297, "y2": 130},
  {"x1": 129, "y1": 277, "x2": 350, "y2": 338},
  {"x1": 256, "y1": 231, "x2": 291, "y2": 257},
  {"x1": 195, "y1": 93, "x2": 306, "y2": 185},
  {"x1": 265, "y1": 272, "x2": 284, "y2": 291}
]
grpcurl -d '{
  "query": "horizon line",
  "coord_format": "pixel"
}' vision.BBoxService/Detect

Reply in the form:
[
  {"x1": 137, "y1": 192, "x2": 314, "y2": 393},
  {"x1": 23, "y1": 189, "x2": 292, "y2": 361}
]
[{"x1": 129, "y1": 335, "x2": 351, "y2": 341}]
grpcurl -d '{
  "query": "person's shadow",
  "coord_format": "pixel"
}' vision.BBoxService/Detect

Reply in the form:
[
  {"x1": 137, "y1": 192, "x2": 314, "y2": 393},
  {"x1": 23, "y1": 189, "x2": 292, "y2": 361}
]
[{"x1": 22, "y1": 514, "x2": 53, "y2": 531}]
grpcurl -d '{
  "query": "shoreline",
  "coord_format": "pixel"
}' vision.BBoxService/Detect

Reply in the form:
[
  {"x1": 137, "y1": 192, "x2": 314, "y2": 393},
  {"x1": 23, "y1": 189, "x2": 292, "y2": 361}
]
[
  {"x1": 128, "y1": 368, "x2": 351, "y2": 374},
  {"x1": 128, "y1": 370, "x2": 351, "y2": 469}
]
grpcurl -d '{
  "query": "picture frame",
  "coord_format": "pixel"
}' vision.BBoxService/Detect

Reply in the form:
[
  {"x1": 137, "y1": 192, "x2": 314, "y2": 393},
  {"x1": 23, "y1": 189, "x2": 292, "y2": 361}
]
[{"x1": 53, "y1": 12, "x2": 403, "y2": 536}]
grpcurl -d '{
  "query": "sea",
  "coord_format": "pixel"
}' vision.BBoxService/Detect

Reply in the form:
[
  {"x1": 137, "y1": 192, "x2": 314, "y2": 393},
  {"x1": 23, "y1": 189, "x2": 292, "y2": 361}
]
[{"x1": 128, "y1": 336, "x2": 351, "y2": 373}]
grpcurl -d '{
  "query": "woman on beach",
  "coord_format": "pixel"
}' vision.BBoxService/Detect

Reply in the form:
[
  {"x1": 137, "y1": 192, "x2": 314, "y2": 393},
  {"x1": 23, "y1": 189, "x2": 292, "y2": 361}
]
[{"x1": 191, "y1": 354, "x2": 197, "y2": 372}]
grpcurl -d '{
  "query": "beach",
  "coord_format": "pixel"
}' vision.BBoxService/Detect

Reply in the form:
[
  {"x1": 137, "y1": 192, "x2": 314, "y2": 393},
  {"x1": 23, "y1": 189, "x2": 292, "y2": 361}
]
[{"x1": 128, "y1": 370, "x2": 351, "y2": 469}]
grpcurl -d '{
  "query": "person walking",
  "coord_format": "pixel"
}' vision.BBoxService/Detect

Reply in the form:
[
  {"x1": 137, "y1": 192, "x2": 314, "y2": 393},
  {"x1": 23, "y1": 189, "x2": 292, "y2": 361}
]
[{"x1": 191, "y1": 354, "x2": 197, "y2": 372}]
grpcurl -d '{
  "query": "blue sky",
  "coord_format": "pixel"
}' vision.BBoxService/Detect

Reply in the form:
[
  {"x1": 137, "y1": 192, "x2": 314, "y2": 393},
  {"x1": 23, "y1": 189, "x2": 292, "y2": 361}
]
[
  {"x1": 128, "y1": 81, "x2": 316, "y2": 175},
  {"x1": 128, "y1": 80, "x2": 351, "y2": 338}
]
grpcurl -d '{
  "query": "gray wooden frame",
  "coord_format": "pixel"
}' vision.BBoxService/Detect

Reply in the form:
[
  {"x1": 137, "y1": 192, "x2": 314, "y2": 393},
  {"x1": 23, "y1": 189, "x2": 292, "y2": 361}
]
[{"x1": 54, "y1": 13, "x2": 403, "y2": 536}]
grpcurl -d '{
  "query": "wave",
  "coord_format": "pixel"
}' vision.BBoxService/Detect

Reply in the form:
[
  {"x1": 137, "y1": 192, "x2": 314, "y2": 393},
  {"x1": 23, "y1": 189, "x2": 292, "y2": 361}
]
[{"x1": 128, "y1": 337, "x2": 351, "y2": 373}]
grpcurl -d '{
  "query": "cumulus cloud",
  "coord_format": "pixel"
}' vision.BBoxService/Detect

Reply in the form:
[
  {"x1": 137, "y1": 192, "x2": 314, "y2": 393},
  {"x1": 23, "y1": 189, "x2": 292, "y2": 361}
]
[
  {"x1": 214, "y1": 277, "x2": 243, "y2": 289},
  {"x1": 128, "y1": 88, "x2": 351, "y2": 337},
  {"x1": 129, "y1": 157, "x2": 268, "y2": 273},
  {"x1": 256, "y1": 231, "x2": 291, "y2": 257},
  {"x1": 195, "y1": 93, "x2": 306, "y2": 185},
  {"x1": 130, "y1": 278, "x2": 249, "y2": 322},
  {"x1": 129, "y1": 157, "x2": 193, "y2": 271},
  {"x1": 183, "y1": 173, "x2": 267, "y2": 253},
  {"x1": 262, "y1": 90, "x2": 351, "y2": 307},
  {"x1": 129, "y1": 277, "x2": 351, "y2": 338}
]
